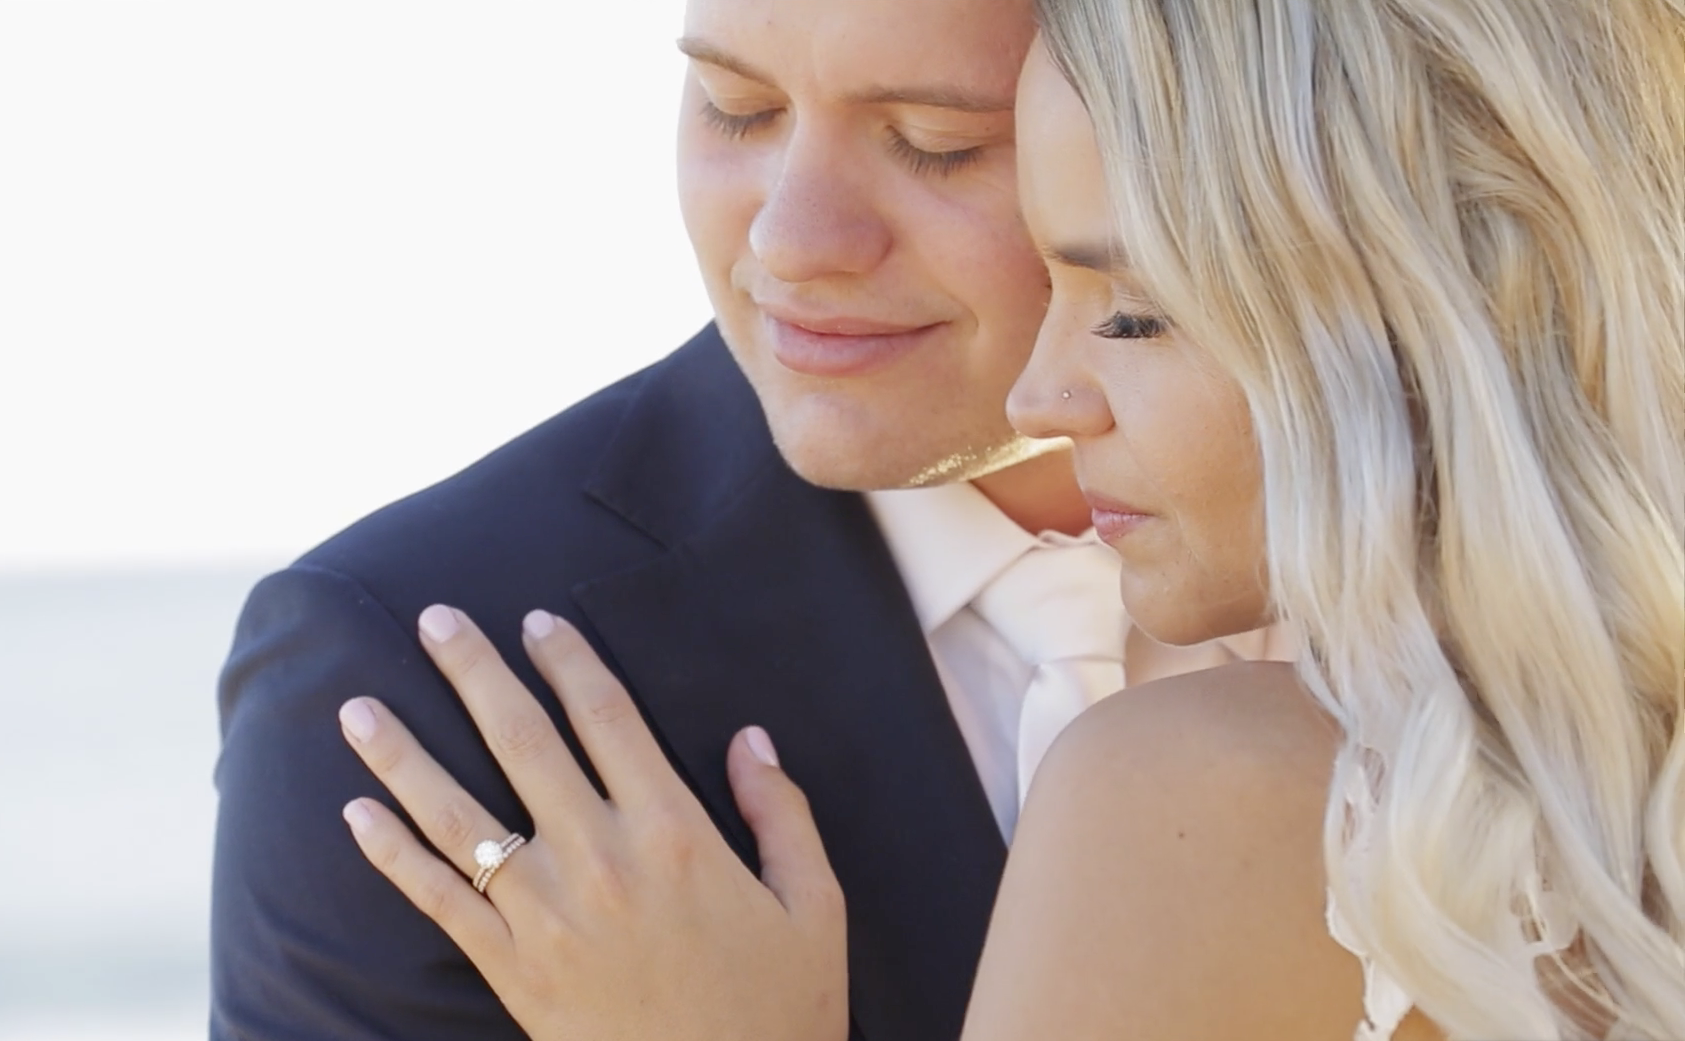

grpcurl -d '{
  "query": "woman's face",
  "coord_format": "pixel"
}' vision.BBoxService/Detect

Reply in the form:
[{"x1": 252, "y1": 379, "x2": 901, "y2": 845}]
[{"x1": 1009, "y1": 41, "x2": 1270, "y2": 647}]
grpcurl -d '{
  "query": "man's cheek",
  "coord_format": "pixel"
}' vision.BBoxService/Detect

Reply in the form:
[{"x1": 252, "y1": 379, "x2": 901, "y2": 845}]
[{"x1": 679, "y1": 163, "x2": 761, "y2": 271}]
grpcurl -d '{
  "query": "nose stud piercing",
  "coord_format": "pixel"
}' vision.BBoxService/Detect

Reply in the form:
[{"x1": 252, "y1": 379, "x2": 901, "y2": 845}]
[{"x1": 1061, "y1": 390, "x2": 1073, "y2": 400}]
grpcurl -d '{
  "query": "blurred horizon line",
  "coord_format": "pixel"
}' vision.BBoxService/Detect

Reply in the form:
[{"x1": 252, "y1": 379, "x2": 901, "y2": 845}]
[{"x1": 0, "y1": 553, "x2": 292, "y2": 581}]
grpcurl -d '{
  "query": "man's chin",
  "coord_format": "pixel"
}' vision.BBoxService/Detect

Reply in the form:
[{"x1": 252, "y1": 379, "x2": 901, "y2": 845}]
[
  {"x1": 770, "y1": 433, "x2": 922, "y2": 492},
  {"x1": 768, "y1": 419, "x2": 1045, "y2": 493},
  {"x1": 731, "y1": 346, "x2": 1039, "y2": 492},
  {"x1": 898, "y1": 433, "x2": 1071, "y2": 487}
]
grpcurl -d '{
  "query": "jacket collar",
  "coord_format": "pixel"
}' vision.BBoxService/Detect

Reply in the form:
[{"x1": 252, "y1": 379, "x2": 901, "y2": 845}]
[
  {"x1": 573, "y1": 327, "x2": 1006, "y2": 1041},
  {"x1": 584, "y1": 325, "x2": 782, "y2": 549}
]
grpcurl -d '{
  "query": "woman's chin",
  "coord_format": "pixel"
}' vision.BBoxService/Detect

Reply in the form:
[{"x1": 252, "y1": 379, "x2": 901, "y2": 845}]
[
  {"x1": 1119, "y1": 585, "x2": 1273, "y2": 649},
  {"x1": 1128, "y1": 615, "x2": 1231, "y2": 649}
]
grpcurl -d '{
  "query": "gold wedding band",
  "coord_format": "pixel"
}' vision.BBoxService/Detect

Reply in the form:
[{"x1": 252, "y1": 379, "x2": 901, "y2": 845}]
[{"x1": 472, "y1": 833, "x2": 527, "y2": 894}]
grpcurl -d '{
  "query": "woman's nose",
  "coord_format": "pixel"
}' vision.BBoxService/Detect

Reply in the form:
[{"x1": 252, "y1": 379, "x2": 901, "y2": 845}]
[
  {"x1": 1007, "y1": 314, "x2": 1111, "y2": 441},
  {"x1": 749, "y1": 129, "x2": 893, "y2": 283}
]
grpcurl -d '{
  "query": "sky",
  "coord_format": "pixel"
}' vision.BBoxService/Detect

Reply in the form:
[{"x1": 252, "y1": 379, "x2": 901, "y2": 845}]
[{"x1": 0, "y1": 1, "x2": 711, "y2": 572}]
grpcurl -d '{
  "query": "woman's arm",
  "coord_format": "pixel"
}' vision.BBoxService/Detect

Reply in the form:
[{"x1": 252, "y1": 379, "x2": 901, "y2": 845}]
[{"x1": 961, "y1": 661, "x2": 1386, "y2": 1041}]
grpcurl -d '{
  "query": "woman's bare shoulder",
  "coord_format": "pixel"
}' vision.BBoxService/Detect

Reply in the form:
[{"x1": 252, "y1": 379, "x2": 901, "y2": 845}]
[
  {"x1": 1056, "y1": 659, "x2": 1343, "y2": 800},
  {"x1": 962, "y1": 661, "x2": 1370, "y2": 1041}
]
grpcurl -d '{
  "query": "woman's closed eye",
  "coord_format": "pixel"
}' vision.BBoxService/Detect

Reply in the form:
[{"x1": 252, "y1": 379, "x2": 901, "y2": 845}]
[{"x1": 1092, "y1": 312, "x2": 1170, "y2": 340}]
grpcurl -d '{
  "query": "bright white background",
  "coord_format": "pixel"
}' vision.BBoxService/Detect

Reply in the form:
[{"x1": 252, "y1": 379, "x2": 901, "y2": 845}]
[
  {"x1": 0, "y1": 3, "x2": 707, "y2": 1036},
  {"x1": 0, "y1": 0, "x2": 709, "y2": 574}
]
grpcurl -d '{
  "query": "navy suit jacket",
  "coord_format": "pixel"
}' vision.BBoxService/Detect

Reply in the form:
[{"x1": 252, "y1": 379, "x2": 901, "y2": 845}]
[{"x1": 210, "y1": 325, "x2": 1008, "y2": 1041}]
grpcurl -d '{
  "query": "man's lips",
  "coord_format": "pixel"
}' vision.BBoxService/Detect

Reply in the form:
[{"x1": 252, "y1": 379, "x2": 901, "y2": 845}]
[
  {"x1": 759, "y1": 305, "x2": 944, "y2": 379},
  {"x1": 1084, "y1": 492, "x2": 1154, "y2": 542}
]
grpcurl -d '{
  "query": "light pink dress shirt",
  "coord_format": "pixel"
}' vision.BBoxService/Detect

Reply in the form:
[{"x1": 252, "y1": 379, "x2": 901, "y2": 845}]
[{"x1": 866, "y1": 481, "x2": 1296, "y2": 840}]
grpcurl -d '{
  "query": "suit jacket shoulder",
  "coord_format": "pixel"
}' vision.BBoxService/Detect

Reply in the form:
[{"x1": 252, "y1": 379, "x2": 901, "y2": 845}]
[
  {"x1": 211, "y1": 323, "x2": 1005, "y2": 1041},
  {"x1": 298, "y1": 323, "x2": 766, "y2": 613},
  {"x1": 211, "y1": 325, "x2": 768, "y2": 1041}
]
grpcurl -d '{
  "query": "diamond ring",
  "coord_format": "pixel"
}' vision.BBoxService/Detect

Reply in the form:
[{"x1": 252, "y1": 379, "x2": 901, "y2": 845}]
[{"x1": 472, "y1": 833, "x2": 527, "y2": 894}]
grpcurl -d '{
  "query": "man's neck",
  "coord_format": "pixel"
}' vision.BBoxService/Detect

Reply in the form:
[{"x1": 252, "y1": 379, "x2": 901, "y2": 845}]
[{"x1": 971, "y1": 449, "x2": 1091, "y2": 537}]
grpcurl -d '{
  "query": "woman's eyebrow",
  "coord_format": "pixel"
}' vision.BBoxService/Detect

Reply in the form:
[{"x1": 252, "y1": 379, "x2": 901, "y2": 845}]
[{"x1": 1042, "y1": 241, "x2": 1129, "y2": 273}]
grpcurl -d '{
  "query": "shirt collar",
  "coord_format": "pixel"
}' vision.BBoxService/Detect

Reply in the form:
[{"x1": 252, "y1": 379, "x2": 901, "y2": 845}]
[{"x1": 865, "y1": 483, "x2": 1098, "y2": 634}]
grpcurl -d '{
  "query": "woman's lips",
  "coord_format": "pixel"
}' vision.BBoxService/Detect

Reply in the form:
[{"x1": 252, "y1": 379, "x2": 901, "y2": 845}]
[
  {"x1": 1084, "y1": 493, "x2": 1154, "y2": 542},
  {"x1": 762, "y1": 311, "x2": 943, "y2": 379}
]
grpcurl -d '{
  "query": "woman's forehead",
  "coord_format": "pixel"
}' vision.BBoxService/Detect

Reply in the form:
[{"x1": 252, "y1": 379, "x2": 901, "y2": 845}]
[{"x1": 1016, "y1": 45, "x2": 1110, "y2": 255}]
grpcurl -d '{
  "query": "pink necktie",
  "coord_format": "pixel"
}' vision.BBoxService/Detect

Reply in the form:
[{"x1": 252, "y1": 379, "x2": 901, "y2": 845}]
[{"x1": 972, "y1": 541, "x2": 1126, "y2": 809}]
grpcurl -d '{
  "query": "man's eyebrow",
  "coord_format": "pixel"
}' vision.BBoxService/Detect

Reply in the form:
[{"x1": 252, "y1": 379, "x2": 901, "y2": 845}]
[
  {"x1": 675, "y1": 37, "x2": 1012, "y2": 114},
  {"x1": 842, "y1": 85, "x2": 1015, "y2": 114},
  {"x1": 676, "y1": 37, "x2": 776, "y2": 87},
  {"x1": 1042, "y1": 241, "x2": 1128, "y2": 273}
]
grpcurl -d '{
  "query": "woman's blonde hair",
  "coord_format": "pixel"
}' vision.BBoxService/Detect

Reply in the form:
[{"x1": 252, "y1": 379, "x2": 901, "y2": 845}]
[{"x1": 1035, "y1": 0, "x2": 1685, "y2": 1036}]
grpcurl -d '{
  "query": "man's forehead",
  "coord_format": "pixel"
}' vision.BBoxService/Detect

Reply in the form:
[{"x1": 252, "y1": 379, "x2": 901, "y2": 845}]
[
  {"x1": 679, "y1": 36, "x2": 1018, "y2": 113},
  {"x1": 682, "y1": 0, "x2": 1033, "y2": 104}
]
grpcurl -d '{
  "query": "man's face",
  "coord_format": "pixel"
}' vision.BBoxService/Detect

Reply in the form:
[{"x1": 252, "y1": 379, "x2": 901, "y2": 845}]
[{"x1": 678, "y1": 0, "x2": 1052, "y2": 490}]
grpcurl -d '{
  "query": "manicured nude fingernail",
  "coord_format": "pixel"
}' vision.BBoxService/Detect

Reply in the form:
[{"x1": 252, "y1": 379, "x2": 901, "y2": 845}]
[
  {"x1": 419, "y1": 604, "x2": 460, "y2": 643},
  {"x1": 339, "y1": 699, "x2": 379, "y2": 743},
  {"x1": 343, "y1": 800, "x2": 374, "y2": 835},
  {"x1": 523, "y1": 609, "x2": 556, "y2": 640},
  {"x1": 745, "y1": 726, "x2": 780, "y2": 768}
]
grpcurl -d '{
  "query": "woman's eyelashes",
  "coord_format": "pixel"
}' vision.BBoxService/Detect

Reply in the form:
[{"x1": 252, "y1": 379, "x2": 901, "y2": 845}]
[
  {"x1": 1092, "y1": 312, "x2": 1170, "y2": 340},
  {"x1": 698, "y1": 100, "x2": 983, "y2": 177}
]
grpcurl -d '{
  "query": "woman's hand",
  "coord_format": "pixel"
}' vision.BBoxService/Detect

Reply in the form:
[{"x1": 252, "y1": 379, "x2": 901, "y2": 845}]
[{"x1": 336, "y1": 605, "x2": 849, "y2": 1041}]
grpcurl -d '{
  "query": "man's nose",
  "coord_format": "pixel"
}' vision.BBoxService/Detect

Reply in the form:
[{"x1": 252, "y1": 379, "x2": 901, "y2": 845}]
[{"x1": 749, "y1": 129, "x2": 893, "y2": 283}]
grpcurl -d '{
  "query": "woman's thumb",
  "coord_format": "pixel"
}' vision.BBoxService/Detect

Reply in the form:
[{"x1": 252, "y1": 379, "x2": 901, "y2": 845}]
[{"x1": 727, "y1": 726, "x2": 845, "y2": 926}]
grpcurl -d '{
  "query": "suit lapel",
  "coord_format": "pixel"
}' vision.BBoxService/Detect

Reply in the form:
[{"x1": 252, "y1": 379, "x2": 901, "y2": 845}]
[{"x1": 572, "y1": 330, "x2": 1006, "y2": 1041}]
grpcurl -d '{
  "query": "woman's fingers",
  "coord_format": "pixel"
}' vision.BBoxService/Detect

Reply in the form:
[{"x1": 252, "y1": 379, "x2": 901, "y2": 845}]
[
  {"x1": 726, "y1": 727, "x2": 847, "y2": 931},
  {"x1": 340, "y1": 624, "x2": 850, "y2": 1041},
  {"x1": 341, "y1": 796, "x2": 513, "y2": 968},
  {"x1": 339, "y1": 695, "x2": 523, "y2": 880},
  {"x1": 415, "y1": 605, "x2": 608, "y2": 830},
  {"x1": 521, "y1": 611, "x2": 677, "y2": 812}
]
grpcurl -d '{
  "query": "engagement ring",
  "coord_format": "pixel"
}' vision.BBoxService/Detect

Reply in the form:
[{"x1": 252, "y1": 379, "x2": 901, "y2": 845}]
[{"x1": 472, "y1": 833, "x2": 527, "y2": 894}]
